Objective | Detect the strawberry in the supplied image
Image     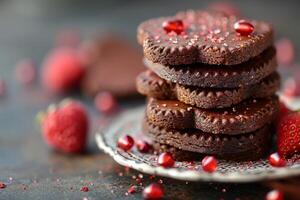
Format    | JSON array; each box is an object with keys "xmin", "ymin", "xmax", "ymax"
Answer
[
  {"xmin": 42, "ymin": 47, "xmax": 85, "ymax": 93},
  {"xmin": 277, "ymin": 111, "xmax": 300, "ymax": 158},
  {"xmin": 40, "ymin": 99, "xmax": 89, "ymax": 153}
]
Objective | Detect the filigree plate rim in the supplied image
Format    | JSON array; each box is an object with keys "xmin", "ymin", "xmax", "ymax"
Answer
[{"xmin": 95, "ymin": 104, "xmax": 300, "ymax": 183}]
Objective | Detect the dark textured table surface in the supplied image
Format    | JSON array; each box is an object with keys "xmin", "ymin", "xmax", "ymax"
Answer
[{"xmin": 0, "ymin": 0, "xmax": 299, "ymax": 199}]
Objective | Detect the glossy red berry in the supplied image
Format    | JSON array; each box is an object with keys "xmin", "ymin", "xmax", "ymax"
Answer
[
  {"xmin": 269, "ymin": 153, "xmax": 286, "ymax": 167},
  {"xmin": 94, "ymin": 92, "xmax": 118, "ymax": 114},
  {"xmin": 265, "ymin": 190, "xmax": 283, "ymax": 200},
  {"xmin": 127, "ymin": 185, "xmax": 137, "ymax": 194},
  {"xmin": 234, "ymin": 20, "xmax": 254, "ymax": 36},
  {"xmin": 162, "ymin": 20, "xmax": 184, "ymax": 34},
  {"xmin": 117, "ymin": 135, "xmax": 134, "ymax": 151},
  {"xmin": 15, "ymin": 59, "xmax": 36, "ymax": 86},
  {"xmin": 202, "ymin": 156, "xmax": 218, "ymax": 173},
  {"xmin": 278, "ymin": 111, "xmax": 300, "ymax": 158},
  {"xmin": 136, "ymin": 140, "xmax": 152, "ymax": 153},
  {"xmin": 158, "ymin": 152, "xmax": 175, "ymax": 168},
  {"xmin": 80, "ymin": 186, "xmax": 89, "ymax": 192},
  {"xmin": 143, "ymin": 183, "xmax": 164, "ymax": 200}
]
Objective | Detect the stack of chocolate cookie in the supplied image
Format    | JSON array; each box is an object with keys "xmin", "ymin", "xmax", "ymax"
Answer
[{"xmin": 136, "ymin": 10, "xmax": 280, "ymax": 161}]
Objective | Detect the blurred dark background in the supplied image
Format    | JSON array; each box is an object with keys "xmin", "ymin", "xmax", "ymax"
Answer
[{"xmin": 0, "ymin": 0, "xmax": 299, "ymax": 199}]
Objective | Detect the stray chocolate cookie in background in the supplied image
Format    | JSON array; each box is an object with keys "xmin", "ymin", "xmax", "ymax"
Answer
[{"xmin": 80, "ymin": 34, "xmax": 144, "ymax": 98}]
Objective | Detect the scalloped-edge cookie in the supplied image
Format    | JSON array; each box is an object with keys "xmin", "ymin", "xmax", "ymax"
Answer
[
  {"xmin": 144, "ymin": 121, "xmax": 272, "ymax": 161},
  {"xmin": 138, "ymin": 10, "xmax": 273, "ymax": 66},
  {"xmin": 137, "ymin": 70, "xmax": 280, "ymax": 109},
  {"xmin": 146, "ymin": 96, "xmax": 279, "ymax": 135},
  {"xmin": 144, "ymin": 47, "xmax": 277, "ymax": 88}
]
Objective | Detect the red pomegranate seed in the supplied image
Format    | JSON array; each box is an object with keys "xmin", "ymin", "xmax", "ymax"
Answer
[
  {"xmin": 136, "ymin": 140, "xmax": 152, "ymax": 153},
  {"xmin": 276, "ymin": 38, "xmax": 295, "ymax": 66},
  {"xmin": 162, "ymin": 20, "xmax": 184, "ymax": 34},
  {"xmin": 117, "ymin": 135, "xmax": 134, "ymax": 151},
  {"xmin": 0, "ymin": 80, "xmax": 6, "ymax": 97},
  {"xmin": 80, "ymin": 186, "xmax": 89, "ymax": 192},
  {"xmin": 127, "ymin": 185, "xmax": 137, "ymax": 194},
  {"xmin": 234, "ymin": 20, "xmax": 254, "ymax": 36},
  {"xmin": 265, "ymin": 190, "xmax": 284, "ymax": 200},
  {"xmin": 0, "ymin": 182, "xmax": 6, "ymax": 189},
  {"xmin": 15, "ymin": 59, "xmax": 36, "ymax": 86},
  {"xmin": 143, "ymin": 183, "xmax": 164, "ymax": 200},
  {"xmin": 157, "ymin": 152, "xmax": 175, "ymax": 168},
  {"xmin": 269, "ymin": 153, "xmax": 286, "ymax": 167},
  {"xmin": 202, "ymin": 156, "xmax": 218, "ymax": 173},
  {"xmin": 94, "ymin": 92, "xmax": 118, "ymax": 114}
]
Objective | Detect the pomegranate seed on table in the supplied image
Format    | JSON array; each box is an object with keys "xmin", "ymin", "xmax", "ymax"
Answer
[
  {"xmin": 143, "ymin": 183, "xmax": 164, "ymax": 200},
  {"xmin": 202, "ymin": 156, "xmax": 218, "ymax": 173},
  {"xmin": 265, "ymin": 190, "xmax": 284, "ymax": 200},
  {"xmin": 136, "ymin": 140, "xmax": 152, "ymax": 153},
  {"xmin": 268, "ymin": 153, "xmax": 286, "ymax": 167},
  {"xmin": 117, "ymin": 135, "xmax": 134, "ymax": 151},
  {"xmin": 15, "ymin": 59, "xmax": 36, "ymax": 86},
  {"xmin": 162, "ymin": 20, "xmax": 184, "ymax": 34},
  {"xmin": 276, "ymin": 38, "xmax": 295, "ymax": 66},
  {"xmin": 94, "ymin": 91, "xmax": 118, "ymax": 114},
  {"xmin": 234, "ymin": 20, "xmax": 254, "ymax": 36},
  {"xmin": 127, "ymin": 185, "xmax": 137, "ymax": 194},
  {"xmin": 157, "ymin": 152, "xmax": 175, "ymax": 168},
  {"xmin": 0, "ymin": 182, "xmax": 6, "ymax": 189}
]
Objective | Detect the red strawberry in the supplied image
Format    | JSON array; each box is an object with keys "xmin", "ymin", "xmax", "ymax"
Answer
[
  {"xmin": 42, "ymin": 47, "xmax": 85, "ymax": 93},
  {"xmin": 40, "ymin": 99, "xmax": 89, "ymax": 153},
  {"xmin": 277, "ymin": 111, "xmax": 300, "ymax": 158}
]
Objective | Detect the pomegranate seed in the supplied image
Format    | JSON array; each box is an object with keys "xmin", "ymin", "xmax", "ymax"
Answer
[
  {"xmin": 143, "ymin": 183, "xmax": 164, "ymax": 200},
  {"xmin": 94, "ymin": 92, "xmax": 118, "ymax": 114},
  {"xmin": 0, "ymin": 80, "xmax": 6, "ymax": 97},
  {"xmin": 136, "ymin": 140, "xmax": 152, "ymax": 153},
  {"xmin": 234, "ymin": 20, "xmax": 254, "ymax": 36},
  {"xmin": 283, "ymin": 77, "xmax": 300, "ymax": 98},
  {"xmin": 202, "ymin": 156, "xmax": 218, "ymax": 173},
  {"xmin": 162, "ymin": 20, "xmax": 184, "ymax": 34},
  {"xmin": 15, "ymin": 59, "xmax": 36, "ymax": 86},
  {"xmin": 269, "ymin": 153, "xmax": 286, "ymax": 167},
  {"xmin": 276, "ymin": 38, "xmax": 295, "ymax": 66},
  {"xmin": 158, "ymin": 152, "xmax": 175, "ymax": 168},
  {"xmin": 265, "ymin": 190, "xmax": 284, "ymax": 200},
  {"xmin": 0, "ymin": 182, "xmax": 6, "ymax": 189},
  {"xmin": 117, "ymin": 135, "xmax": 134, "ymax": 151},
  {"xmin": 127, "ymin": 185, "xmax": 137, "ymax": 194},
  {"xmin": 80, "ymin": 186, "xmax": 89, "ymax": 192}
]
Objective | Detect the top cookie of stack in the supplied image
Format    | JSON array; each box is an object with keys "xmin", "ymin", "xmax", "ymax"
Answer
[
  {"xmin": 138, "ymin": 10, "xmax": 273, "ymax": 66},
  {"xmin": 136, "ymin": 10, "xmax": 279, "ymax": 161}
]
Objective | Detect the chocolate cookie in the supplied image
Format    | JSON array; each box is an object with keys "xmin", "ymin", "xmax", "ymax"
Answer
[
  {"xmin": 152, "ymin": 142, "xmax": 267, "ymax": 161},
  {"xmin": 144, "ymin": 121, "xmax": 272, "ymax": 161},
  {"xmin": 146, "ymin": 96, "xmax": 279, "ymax": 135},
  {"xmin": 80, "ymin": 34, "xmax": 144, "ymax": 97},
  {"xmin": 144, "ymin": 47, "xmax": 277, "ymax": 88},
  {"xmin": 137, "ymin": 70, "xmax": 280, "ymax": 108},
  {"xmin": 138, "ymin": 10, "xmax": 273, "ymax": 66}
]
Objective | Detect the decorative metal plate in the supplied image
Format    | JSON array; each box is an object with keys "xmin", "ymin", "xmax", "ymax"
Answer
[{"xmin": 96, "ymin": 104, "xmax": 300, "ymax": 183}]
